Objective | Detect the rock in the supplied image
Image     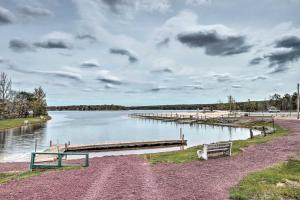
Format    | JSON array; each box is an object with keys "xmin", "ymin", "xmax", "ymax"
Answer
[{"xmin": 276, "ymin": 182, "xmax": 285, "ymax": 187}]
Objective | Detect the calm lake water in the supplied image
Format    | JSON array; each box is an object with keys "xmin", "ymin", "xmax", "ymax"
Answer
[{"xmin": 0, "ymin": 111, "xmax": 260, "ymax": 162}]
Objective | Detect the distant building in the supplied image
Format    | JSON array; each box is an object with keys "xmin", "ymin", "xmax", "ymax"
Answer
[
  {"xmin": 202, "ymin": 106, "xmax": 212, "ymax": 112},
  {"xmin": 268, "ymin": 106, "xmax": 280, "ymax": 113}
]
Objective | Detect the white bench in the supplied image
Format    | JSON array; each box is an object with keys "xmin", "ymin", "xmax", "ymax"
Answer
[{"xmin": 197, "ymin": 142, "xmax": 232, "ymax": 160}]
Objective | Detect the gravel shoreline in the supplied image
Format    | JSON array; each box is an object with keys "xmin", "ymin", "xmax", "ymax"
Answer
[{"xmin": 0, "ymin": 119, "xmax": 299, "ymax": 200}]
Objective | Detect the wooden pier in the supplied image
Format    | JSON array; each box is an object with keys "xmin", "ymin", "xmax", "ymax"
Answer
[
  {"xmin": 129, "ymin": 112, "xmax": 215, "ymax": 124},
  {"xmin": 65, "ymin": 139, "xmax": 187, "ymax": 152},
  {"xmin": 36, "ymin": 138, "xmax": 187, "ymax": 162}
]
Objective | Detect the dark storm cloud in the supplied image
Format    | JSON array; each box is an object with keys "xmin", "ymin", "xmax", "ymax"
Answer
[
  {"xmin": 9, "ymin": 65, "xmax": 82, "ymax": 82},
  {"xmin": 249, "ymin": 57, "xmax": 263, "ymax": 65},
  {"xmin": 34, "ymin": 40, "xmax": 72, "ymax": 49},
  {"xmin": 156, "ymin": 37, "xmax": 170, "ymax": 48},
  {"xmin": 96, "ymin": 78, "xmax": 122, "ymax": 85},
  {"xmin": 249, "ymin": 36, "xmax": 300, "ymax": 74},
  {"xmin": 19, "ymin": 5, "xmax": 54, "ymax": 17},
  {"xmin": 81, "ymin": 63, "xmax": 99, "ymax": 68},
  {"xmin": 150, "ymin": 87, "xmax": 162, "ymax": 92},
  {"xmin": 268, "ymin": 36, "xmax": 300, "ymax": 68},
  {"xmin": 231, "ymin": 85, "xmax": 242, "ymax": 89},
  {"xmin": 149, "ymin": 84, "xmax": 205, "ymax": 93},
  {"xmin": 183, "ymin": 85, "xmax": 204, "ymax": 90},
  {"xmin": 80, "ymin": 60, "xmax": 100, "ymax": 68},
  {"xmin": 76, "ymin": 34, "xmax": 97, "ymax": 41},
  {"xmin": 102, "ymin": 0, "xmax": 131, "ymax": 14},
  {"xmin": 269, "ymin": 65, "xmax": 289, "ymax": 74},
  {"xmin": 0, "ymin": 6, "xmax": 15, "ymax": 25},
  {"xmin": 110, "ymin": 48, "xmax": 138, "ymax": 63},
  {"xmin": 177, "ymin": 31, "xmax": 251, "ymax": 56},
  {"xmin": 151, "ymin": 68, "xmax": 173, "ymax": 74},
  {"xmin": 250, "ymin": 75, "xmax": 268, "ymax": 81},
  {"xmin": 58, "ymin": 52, "xmax": 72, "ymax": 57},
  {"xmin": 275, "ymin": 36, "xmax": 300, "ymax": 48},
  {"xmin": 9, "ymin": 39, "xmax": 34, "ymax": 52},
  {"xmin": 212, "ymin": 74, "xmax": 234, "ymax": 82}
]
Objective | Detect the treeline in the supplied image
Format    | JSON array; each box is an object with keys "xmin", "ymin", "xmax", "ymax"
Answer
[
  {"xmin": 128, "ymin": 104, "xmax": 215, "ymax": 110},
  {"xmin": 0, "ymin": 72, "xmax": 48, "ymax": 119},
  {"xmin": 219, "ymin": 93, "xmax": 299, "ymax": 112},
  {"xmin": 48, "ymin": 104, "xmax": 127, "ymax": 111},
  {"xmin": 131, "ymin": 93, "xmax": 298, "ymax": 112},
  {"xmin": 47, "ymin": 93, "xmax": 298, "ymax": 112}
]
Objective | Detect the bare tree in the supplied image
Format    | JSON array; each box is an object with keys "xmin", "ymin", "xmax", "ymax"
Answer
[
  {"xmin": 0, "ymin": 72, "xmax": 12, "ymax": 103},
  {"xmin": 228, "ymin": 95, "xmax": 235, "ymax": 112}
]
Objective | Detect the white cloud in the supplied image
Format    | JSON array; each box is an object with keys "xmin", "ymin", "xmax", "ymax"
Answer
[
  {"xmin": 81, "ymin": 59, "xmax": 101, "ymax": 68},
  {"xmin": 96, "ymin": 70, "xmax": 122, "ymax": 85}
]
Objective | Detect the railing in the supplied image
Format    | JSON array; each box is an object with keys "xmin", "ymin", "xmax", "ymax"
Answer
[{"xmin": 30, "ymin": 152, "xmax": 89, "ymax": 170}]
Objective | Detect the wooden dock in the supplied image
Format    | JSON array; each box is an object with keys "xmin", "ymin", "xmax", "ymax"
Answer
[
  {"xmin": 65, "ymin": 139, "xmax": 187, "ymax": 152},
  {"xmin": 35, "ymin": 139, "xmax": 187, "ymax": 162}
]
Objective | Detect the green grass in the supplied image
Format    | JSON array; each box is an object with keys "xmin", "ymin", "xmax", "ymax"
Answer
[
  {"xmin": 0, "ymin": 117, "xmax": 48, "ymax": 130},
  {"xmin": 232, "ymin": 121, "xmax": 289, "ymax": 155},
  {"xmin": 0, "ymin": 166, "xmax": 80, "ymax": 185},
  {"xmin": 145, "ymin": 121, "xmax": 289, "ymax": 164},
  {"xmin": 145, "ymin": 145, "xmax": 203, "ymax": 164},
  {"xmin": 230, "ymin": 159, "xmax": 300, "ymax": 200}
]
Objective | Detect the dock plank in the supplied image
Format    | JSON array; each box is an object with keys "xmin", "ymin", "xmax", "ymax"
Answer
[{"xmin": 66, "ymin": 140, "xmax": 187, "ymax": 152}]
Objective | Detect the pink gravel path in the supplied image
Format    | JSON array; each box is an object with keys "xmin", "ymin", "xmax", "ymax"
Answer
[{"xmin": 0, "ymin": 119, "xmax": 299, "ymax": 200}]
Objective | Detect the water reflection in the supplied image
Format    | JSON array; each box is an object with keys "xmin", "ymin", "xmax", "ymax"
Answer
[{"xmin": 0, "ymin": 124, "xmax": 46, "ymax": 162}]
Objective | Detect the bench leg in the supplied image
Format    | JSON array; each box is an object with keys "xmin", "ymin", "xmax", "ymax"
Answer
[{"xmin": 197, "ymin": 150, "xmax": 208, "ymax": 160}]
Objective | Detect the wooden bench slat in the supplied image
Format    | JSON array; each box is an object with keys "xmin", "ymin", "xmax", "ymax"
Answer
[
  {"xmin": 207, "ymin": 148, "xmax": 230, "ymax": 153},
  {"xmin": 207, "ymin": 145, "xmax": 230, "ymax": 149}
]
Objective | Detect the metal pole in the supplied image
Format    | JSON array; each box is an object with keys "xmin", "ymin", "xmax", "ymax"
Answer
[
  {"xmin": 34, "ymin": 139, "xmax": 37, "ymax": 152},
  {"xmin": 180, "ymin": 128, "xmax": 183, "ymax": 140},
  {"xmin": 297, "ymin": 83, "xmax": 299, "ymax": 120}
]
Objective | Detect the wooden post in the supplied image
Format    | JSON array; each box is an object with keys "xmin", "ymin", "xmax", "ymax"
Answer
[
  {"xmin": 262, "ymin": 126, "xmax": 266, "ymax": 137},
  {"xmin": 250, "ymin": 128, "xmax": 253, "ymax": 139},
  {"xmin": 57, "ymin": 154, "xmax": 62, "ymax": 167},
  {"xmin": 85, "ymin": 154, "xmax": 89, "ymax": 167},
  {"xmin": 34, "ymin": 139, "xmax": 37, "ymax": 152},
  {"xmin": 180, "ymin": 128, "xmax": 183, "ymax": 140},
  {"xmin": 272, "ymin": 117, "xmax": 275, "ymax": 133}
]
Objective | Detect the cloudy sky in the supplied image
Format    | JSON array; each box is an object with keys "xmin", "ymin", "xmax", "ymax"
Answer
[{"xmin": 0, "ymin": 0, "xmax": 300, "ymax": 106}]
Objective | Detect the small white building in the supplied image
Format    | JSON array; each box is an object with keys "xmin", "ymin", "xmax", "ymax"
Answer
[{"xmin": 268, "ymin": 106, "xmax": 280, "ymax": 113}]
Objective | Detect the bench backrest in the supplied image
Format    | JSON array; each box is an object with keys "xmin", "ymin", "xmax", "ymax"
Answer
[{"xmin": 206, "ymin": 142, "xmax": 231, "ymax": 151}]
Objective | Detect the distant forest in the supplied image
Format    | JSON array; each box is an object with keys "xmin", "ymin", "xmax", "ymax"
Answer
[{"xmin": 48, "ymin": 92, "xmax": 299, "ymax": 112}]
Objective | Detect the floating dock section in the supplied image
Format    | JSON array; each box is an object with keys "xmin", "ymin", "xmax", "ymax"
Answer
[{"xmin": 65, "ymin": 139, "xmax": 187, "ymax": 152}]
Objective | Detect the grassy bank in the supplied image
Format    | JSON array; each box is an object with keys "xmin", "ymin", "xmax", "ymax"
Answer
[
  {"xmin": 0, "ymin": 117, "xmax": 49, "ymax": 131},
  {"xmin": 230, "ymin": 159, "xmax": 300, "ymax": 200},
  {"xmin": 0, "ymin": 166, "xmax": 80, "ymax": 185},
  {"xmin": 145, "ymin": 121, "xmax": 289, "ymax": 164}
]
